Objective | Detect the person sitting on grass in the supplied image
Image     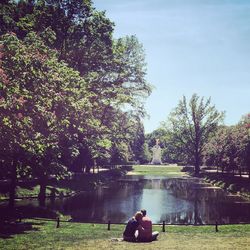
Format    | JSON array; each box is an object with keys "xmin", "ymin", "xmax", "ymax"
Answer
[
  {"xmin": 123, "ymin": 211, "xmax": 144, "ymax": 242},
  {"xmin": 137, "ymin": 209, "xmax": 159, "ymax": 242}
]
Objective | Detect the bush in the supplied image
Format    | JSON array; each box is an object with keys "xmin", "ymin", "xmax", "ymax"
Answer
[
  {"xmin": 228, "ymin": 184, "xmax": 240, "ymax": 193},
  {"xmin": 181, "ymin": 166, "xmax": 194, "ymax": 172},
  {"xmin": 121, "ymin": 165, "xmax": 133, "ymax": 171},
  {"xmin": 217, "ymin": 181, "xmax": 227, "ymax": 189},
  {"xmin": 210, "ymin": 179, "xmax": 218, "ymax": 185},
  {"xmin": 107, "ymin": 169, "xmax": 125, "ymax": 178}
]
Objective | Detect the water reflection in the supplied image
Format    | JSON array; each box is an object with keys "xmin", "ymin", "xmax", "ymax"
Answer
[
  {"xmin": 1, "ymin": 176, "xmax": 250, "ymax": 224},
  {"xmin": 61, "ymin": 176, "xmax": 250, "ymax": 224}
]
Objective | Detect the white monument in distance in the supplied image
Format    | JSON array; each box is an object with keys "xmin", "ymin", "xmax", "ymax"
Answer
[{"xmin": 151, "ymin": 139, "xmax": 162, "ymax": 165}]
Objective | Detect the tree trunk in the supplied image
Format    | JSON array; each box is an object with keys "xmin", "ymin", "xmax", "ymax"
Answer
[
  {"xmin": 9, "ymin": 160, "xmax": 17, "ymax": 208},
  {"xmin": 38, "ymin": 177, "xmax": 47, "ymax": 207},
  {"xmin": 85, "ymin": 164, "xmax": 91, "ymax": 174},
  {"xmin": 194, "ymin": 151, "xmax": 200, "ymax": 176}
]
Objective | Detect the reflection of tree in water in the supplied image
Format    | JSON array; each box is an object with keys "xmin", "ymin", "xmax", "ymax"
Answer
[
  {"xmin": 160, "ymin": 210, "xmax": 194, "ymax": 224},
  {"xmin": 165, "ymin": 177, "xmax": 250, "ymax": 224},
  {"xmin": 10, "ymin": 177, "xmax": 250, "ymax": 224},
  {"xmin": 168, "ymin": 178, "xmax": 225, "ymax": 224},
  {"xmin": 63, "ymin": 182, "xmax": 144, "ymax": 223}
]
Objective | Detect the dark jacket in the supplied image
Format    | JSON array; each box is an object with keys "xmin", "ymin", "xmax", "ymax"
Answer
[{"xmin": 123, "ymin": 217, "xmax": 139, "ymax": 237}]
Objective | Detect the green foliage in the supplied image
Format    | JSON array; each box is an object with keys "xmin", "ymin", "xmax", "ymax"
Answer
[
  {"xmin": 0, "ymin": 0, "xmax": 152, "ymax": 206},
  {"xmin": 161, "ymin": 94, "xmax": 224, "ymax": 174},
  {"xmin": 228, "ymin": 184, "xmax": 240, "ymax": 193},
  {"xmin": 204, "ymin": 120, "xmax": 250, "ymax": 176}
]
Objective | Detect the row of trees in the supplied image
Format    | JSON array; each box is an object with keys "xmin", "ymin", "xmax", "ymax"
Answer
[
  {"xmin": 204, "ymin": 117, "xmax": 250, "ymax": 176},
  {"xmin": 0, "ymin": 0, "xmax": 152, "ymax": 206},
  {"xmin": 146, "ymin": 94, "xmax": 250, "ymax": 178}
]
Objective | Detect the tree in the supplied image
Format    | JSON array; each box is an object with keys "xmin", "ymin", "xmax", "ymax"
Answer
[
  {"xmin": 240, "ymin": 114, "xmax": 250, "ymax": 179},
  {"xmin": 0, "ymin": 32, "xmax": 93, "ymax": 206},
  {"xmin": 204, "ymin": 114, "xmax": 250, "ymax": 179},
  {"xmin": 203, "ymin": 126, "xmax": 231, "ymax": 173},
  {"xmin": 0, "ymin": 0, "xmax": 152, "ymax": 208},
  {"xmin": 164, "ymin": 94, "xmax": 224, "ymax": 175}
]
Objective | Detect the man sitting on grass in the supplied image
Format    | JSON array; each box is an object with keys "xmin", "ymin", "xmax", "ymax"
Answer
[{"xmin": 138, "ymin": 209, "xmax": 159, "ymax": 242}]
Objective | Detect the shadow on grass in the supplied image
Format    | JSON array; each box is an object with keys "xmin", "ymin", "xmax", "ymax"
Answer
[
  {"xmin": 0, "ymin": 204, "xmax": 58, "ymax": 239},
  {"xmin": 0, "ymin": 221, "xmax": 44, "ymax": 239}
]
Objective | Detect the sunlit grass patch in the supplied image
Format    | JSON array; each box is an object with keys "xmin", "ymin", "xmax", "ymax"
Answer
[
  {"xmin": 1, "ymin": 220, "xmax": 250, "ymax": 250},
  {"xmin": 128, "ymin": 165, "xmax": 186, "ymax": 177}
]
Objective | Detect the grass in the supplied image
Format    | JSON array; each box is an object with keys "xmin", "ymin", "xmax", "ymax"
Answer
[
  {"xmin": 129, "ymin": 165, "xmax": 186, "ymax": 177},
  {"xmin": 0, "ymin": 185, "xmax": 71, "ymax": 201},
  {"xmin": 0, "ymin": 169, "xmax": 126, "ymax": 201},
  {"xmin": 1, "ymin": 167, "xmax": 250, "ymax": 249},
  {"xmin": 1, "ymin": 219, "xmax": 250, "ymax": 250}
]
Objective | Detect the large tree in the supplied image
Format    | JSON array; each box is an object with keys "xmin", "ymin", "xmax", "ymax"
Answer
[
  {"xmin": 164, "ymin": 94, "xmax": 224, "ymax": 175},
  {"xmin": 0, "ymin": 32, "xmax": 93, "ymax": 206},
  {"xmin": 204, "ymin": 114, "xmax": 250, "ymax": 179},
  {"xmin": 0, "ymin": 0, "xmax": 152, "ymax": 208}
]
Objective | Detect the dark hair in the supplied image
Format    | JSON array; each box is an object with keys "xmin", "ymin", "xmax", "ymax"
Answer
[
  {"xmin": 134, "ymin": 211, "xmax": 143, "ymax": 221},
  {"xmin": 141, "ymin": 209, "xmax": 146, "ymax": 216}
]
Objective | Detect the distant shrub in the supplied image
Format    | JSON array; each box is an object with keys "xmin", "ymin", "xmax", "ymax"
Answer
[
  {"xmin": 228, "ymin": 184, "xmax": 240, "ymax": 192},
  {"xmin": 205, "ymin": 177, "xmax": 212, "ymax": 182},
  {"xmin": 181, "ymin": 166, "xmax": 194, "ymax": 172},
  {"xmin": 108, "ymin": 169, "xmax": 124, "ymax": 178},
  {"xmin": 121, "ymin": 165, "xmax": 133, "ymax": 171},
  {"xmin": 211, "ymin": 180, "xmax": 217, "ymax": 185},
  {"xmin": 177, "ymin": 162, "xmax": 187, "ymax": 166},
  {"xmin": 217, "ymin": 181, "xmax": 227, "ymax": 189}
]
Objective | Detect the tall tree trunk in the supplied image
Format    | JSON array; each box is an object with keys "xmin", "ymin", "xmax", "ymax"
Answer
[
  {"xmin": 85, "ymin": 164, "xmax": 91, "ymax": 174},
  {"xmin": 38, "ymin": 176, "xmax": 47, "ymax": 207},
  {"xmin": 194, "ymin": 151, "xmax": 200, "ymax": 176},
  {"xmin": 9, "ymin": 160, "xmax": 17, "ymax": 208}
]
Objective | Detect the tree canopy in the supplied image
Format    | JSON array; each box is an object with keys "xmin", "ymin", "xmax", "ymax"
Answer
[
  {"xmin": 0, "ymin": 0, "xmax": 152, "ymax": 206},
  {"xmin": 161, "ymin": 94, "xmax": 224, "ymax": 175}
]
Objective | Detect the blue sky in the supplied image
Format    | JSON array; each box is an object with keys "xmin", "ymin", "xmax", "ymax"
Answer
[{"xmin": 93, "ymin": 0, "xmax": 250, "ymax": 133}]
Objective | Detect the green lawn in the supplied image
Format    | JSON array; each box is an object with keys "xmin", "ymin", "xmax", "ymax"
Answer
[
  {"xmin": 1, "ymin": 220, "xmax": 250, "ymax": 250},
  {"xmin": 0, "ymin": 169, "xmax": 124, "ymax": 201},
  {"xmin": 129, "ymin": 165, "xmax": 186, "ymax": 177},
  {"xmin": 2, "ymin": 167, "xmax": 250, "ymax": 249}
]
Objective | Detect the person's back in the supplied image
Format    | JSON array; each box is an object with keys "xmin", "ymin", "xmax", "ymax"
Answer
[
  {"xmin": 138, "ymin": 209, "xmax": 159, "ymax": 242},
  {"xmin": 138, "ymin": 216, "xmax": 152, "ymax": 241}
]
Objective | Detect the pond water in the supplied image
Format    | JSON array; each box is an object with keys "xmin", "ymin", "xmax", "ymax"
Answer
[{"xmin": 2, "ymin": 175, "xmax": 250, "ymax": 224}]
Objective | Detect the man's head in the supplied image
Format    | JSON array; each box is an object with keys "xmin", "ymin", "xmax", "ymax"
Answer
[
  {"xmin": 141, "ymin": 209, "xmax": 147, "ymax": 217},
  {"xmin": 134, "ymin": 211, "xmax": 143, "ymax": 222}
]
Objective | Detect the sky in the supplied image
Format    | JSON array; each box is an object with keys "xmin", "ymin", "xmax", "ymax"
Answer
[{"xmin": 93, "ymin": 0, "xmax": 250, "ymax": 133}]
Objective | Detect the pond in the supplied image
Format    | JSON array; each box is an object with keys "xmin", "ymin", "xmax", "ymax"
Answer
[{"xmin": 1, "ymin": 175, "xmax": 250, "ymax": 224}]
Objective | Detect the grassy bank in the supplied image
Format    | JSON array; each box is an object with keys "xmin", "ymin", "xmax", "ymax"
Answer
[
  {"xmin": 0, "ymin": 165, "xmax": 184, "ymax": 201},
  {"xmin": 128, "ymin": 165, "xmax": 186, "ymax": 177},
  {"xmin": 1, "ymin": 219, "xmax": 250, "ymax": 250},
  {"xmin": 0, "ymin": 169, "xmax": 126, "ymax": 201},
  {"xmin": 201, "ymin": 172, "xmax": 250, "ymax": 200}
]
